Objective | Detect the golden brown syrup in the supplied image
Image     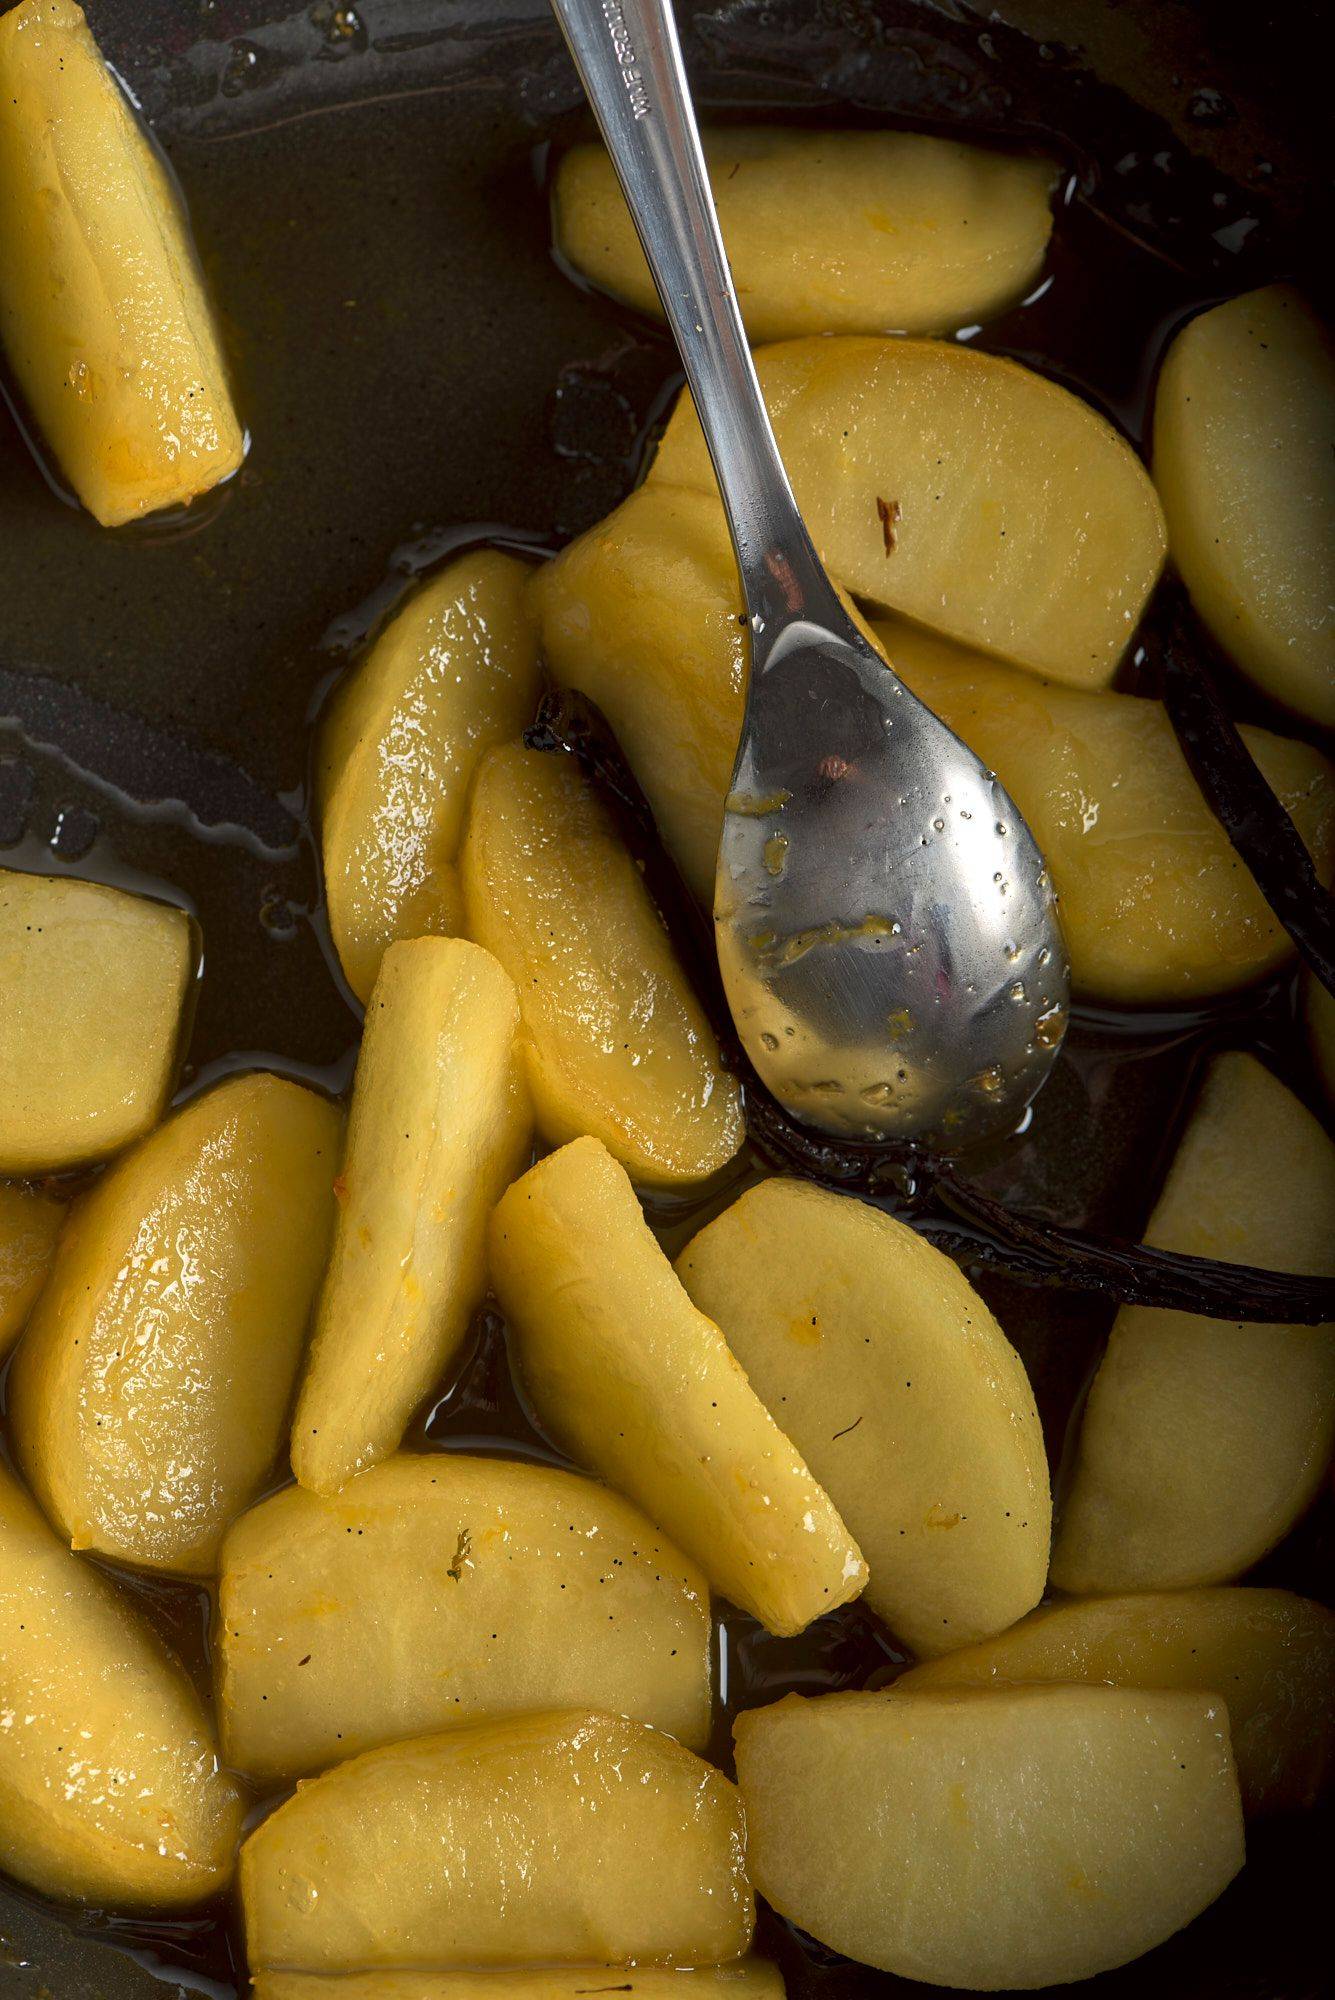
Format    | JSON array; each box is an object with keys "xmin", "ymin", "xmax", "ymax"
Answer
[{"xmin": 0, "ymin": 10, "xmax": 1329, "ymax": 1997}]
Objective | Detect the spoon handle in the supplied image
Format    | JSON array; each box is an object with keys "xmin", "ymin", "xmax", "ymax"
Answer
[{"xmin": 549, "ymin": 0, "xmax": 836, "ymax": 635}]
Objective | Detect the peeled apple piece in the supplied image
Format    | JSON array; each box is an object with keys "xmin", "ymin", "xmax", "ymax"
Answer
[
  {"xmin": 556, "ymin": 128, "xmax": 1056, "ymax": 341},
  {"xmin": 461, "ymin": 742, "xmax": 742, "ymax": 1187},
  {"xmin": 0, "ymin": 1181, "xmax": 63, "ymax": 1357},
  {"xmin": 897, "ymin": 1586, "xmax": 1335, "ymax": 1815},
  {"xmin": 320, "ymin": 550, "xmax": 542, "ymax": 1003},
  {"xmin": 0, "ymin": 1460, "xmax": 244, "ymax": 1907},
  {"xmin": 292, "ymin": 938, "xmax": 529, "ymax": 1496},
  {"xmin": 1154, "ymin": 285, "xmax": 1335, "ymax": 727},
  {"xmin": 490, "ymin": 1138, "xmax": 867, "ymax": 1636},
  {"xmin": 649, "ymin": 335, "xmax": 1166, "ymax": 686},
  {"xmin": 535, "ymin": 484, "xmax": 746, "ymax": 908},
  {"xmin": 0, "ymin": 0, "xmax": 244, "ymax": 524},
  {"xmin": 874, "ymin": 616, "xmax": 1335, "ymax": 1001},
  {"xmin": 240, "ymin": 1709, "xmax": 754, "ymax": 1974},
  {"xmin": 9, "ymin": 1072, "xmax": 341, "ymax": 1575},
  {"xmin": 250, "ymin": 1967, "xmax": 784, "ymax": 1999},
  {"xmin": 218, "ymin": 1452, "xmax": 712, "ymax": 1780},
  {"xmin": 1052, "ymin": 1052, "xmax": 1335, "ymax": 1594},
  {"xmin": 676, "ymin": 1178, "xmax": 1049, "ymax": 1656},
  {"xmin": 0, "ymin": 867, "xmax": 191, "ymax": 1174},
  {"xmin": 734, "ymin": 1685, "xmax": 1244, "ymax": 1990}
]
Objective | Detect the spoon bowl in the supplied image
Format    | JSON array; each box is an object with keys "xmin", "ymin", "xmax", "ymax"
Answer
[{"xmin": 719, "ymin": 605, "xmax": 1068, "ymax": 1146}]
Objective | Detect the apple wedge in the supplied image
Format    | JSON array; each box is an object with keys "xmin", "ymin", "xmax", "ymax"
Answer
[
  {"xmin": 649, "ymin": 335, "xmax": 1165, "ymax": 686},
  {"xmin": 320, "ymin": 550, "xmax": 542, "ymax": 1003},
  {"xmin": 490, "ymin": 1138, "xmax": 867, "ymax": 1636},
  {"xmin": 241, "ymin": 1710, "xmax": 753, "ymax": 1974},
  {"xmin": 874, "ymin": 616, "xmax": 1334, "ymax": 1001},
  {"xmin": 0, "ymin": 1459, "xmax": 244, "ymax": 1906},
  {"xmin": 0, "ymin": 0, "xmax": 243, "ymax": 524},
  {"xmin": 292, "ymin": 938, "xmax": 529, "ymax": 1496},
  {"xmin": 1053, "ymin": 1052, "xmax": 1335, "ymax": 1593},
  {"xmin": 9, "ymin": 1071, "xmax": 340, "ymax": 1575},
  {"xmin": 896, "ymin": 1586, "xmax": 1334, "ymax": 1815},
  {"xmin": 676, "ymin": 1178, "xmax": 1048, "ymax": 1655},
  {"xmin": 0, "ymin": 867, "xmax": 192, "ymax": 1173},
  {"xmin": 557, "ymin": 128, "xmax": 1055, "ymax": 340},
  {"xmin": 1154, "ymin": 285, "xmax": 1334, "ymax": 727},
  {"xmin": 461, "ymin": 742, "xmax": 742, "ymax": 1187},
  {"xmin": 0, "ymin": 1181, "xmax": 63, "ymax": 1356},
  {"xmin": 734, "ymin": 1685, "xmax": 1244, "ymax": 1989},
  {"xmin": 252, "ymin": 1970, "xmax": 782, "ymax": 1999},
  {"xmin": 218, "ymin": 1452, "xmax": 712, "ymax": 1780}
]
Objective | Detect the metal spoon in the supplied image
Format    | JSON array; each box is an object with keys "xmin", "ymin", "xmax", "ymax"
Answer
[{"xmin": 550, "ymin": 0, "xmax": 1069, "ymax": 1148}]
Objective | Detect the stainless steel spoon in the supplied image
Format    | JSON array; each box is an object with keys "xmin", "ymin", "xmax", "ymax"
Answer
[{"xmin": 550, "ymin": 0, "xmax": 1070, "ymax": 1148}]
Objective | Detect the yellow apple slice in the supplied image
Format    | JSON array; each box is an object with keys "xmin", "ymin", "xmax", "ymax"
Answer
[
  {"xmin": 251, "ymin": 1968, "xmax": 783, "ymax": 1999},
  {"xmin": 0, "ymin": 0, "xmax": 243, "ymax": 524},
  {"xmin": 0, "ymin": 1459, "xmax": 244, "ymax": 1906},
  {"xmin": 898, "ymin": 1586, "xmax": 1335, "ymax": 1815},
  {"xmin": 9, "ymin": 1071, "xmax": 340, "ymax": 1575},
  {"xmin": 1052, "ymin": 1052, "xmax": 1335, "ymax": 1593},
  {"xmin": 460, "ymin": 742, "xmax": 742, "ymax": 1187},
  {"xmin": 490, "ymin": 1138, "xmax": 867, "ymax": 1636},
  {"xmin": 218, "ymin": 1452, "xmax": 712, "ymax": 1780},
  {"xmin": 291, "ymin": 938, "xmax": 529, "ymax": 1497},
  {"xmin": 735, "ymin": 1685, "xmax": 1243, "ymax": 1989},
  {"xmin": 1154, "ymin": 285, "xmax": 1335, "ymax": 727},
  {"xmin": 252, "ymin": 1968, "xmax": 782, "ymax": 1999},
  {"xmin": 676, "ymin": 1178, "xmax": 1048, "ymax": 1656},
  {"xmin": 241, "ymin": 1710, "xmax": 753, "ymax": 1974},
  {"xmin": 0, "ymin": 1181, "xmax": 63, "ymax": 1356},
  {"xmin": 535, "ymin": 484, "xmax": 745, "ymax": 908},
  {"xmin": 320, "ymin": 550, "xmax": 542, "ymax": 1003},
  {"xmin": 875, "ymin": 616, "xmax": 1335, "ymax": 1001},
  {"xmin": 649, "ymin": 335, "xmax": 1165, "ymax": 686},
  {"xmin": 557, "ymin": 128, "xmax": 1056, "ymax": 341},
  {"xmin": 0, "ymin": 867, "xmax": 192, "ymax": 1173}
]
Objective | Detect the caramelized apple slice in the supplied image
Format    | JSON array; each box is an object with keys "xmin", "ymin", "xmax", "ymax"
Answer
[
  {"xmin": 0, "ymin": 867, "xmax": 191, "ymax": 1173},
  {"xmin": 0, "ymin": 1181, "xmax": 62, "ymax": 1356},
  {"xmin": 219, "ymin": 1452, "xmax": 712, "ymax": 1780},
  {"xmin": 649, "ymin": 336, "xmax": 1165, "ymax": 685},
  {"xmin": 0, "ymin": 0, "xmax": 243, "ymax": 523},
  {"xmin": 875, "ymin": 616, "xmax": 1334, "ymax": 1001},
  {"xmin": 292, "ymin": 938, "xmax": 529, "ymax": 1496},
  {"xmin": 735, "ymin": 1686, "xmax": 1243, "ymax": 1989},
  {"xmin": 241, "ymin": 1710, "xmax": 754, "ymax": 1973},
  {"xmin": 898, "ymin": 1586, "xmax": 1335, "ymax": 1815},
  {"xmin": 0, "ymin": 1460, "xmax": 244, "ymax": 1905},
  {"xmin": 1052, "ymin": 1052, "xmax": 1335, "ymax": 1593},
  {"xmin": 461, "ymin": 742, "xmax": 742, "ymax": 1187},
  {"xmin": 251, "ymin": 1969, "xmax": 784, "ymax": 1999},
  {"xmin": 9, "ymin": 1072, "xmax": 340, "ymax": 1574},
  {"xmin": 557, "ymin": 128, "xmax": 1055, "ymax": 340},
  {"xmin": 677, "ymin": 1178, "xmax": 1049, "ymax": 1656},
  {"xmin": 490, "ymin": 1138, "xmax": 867, "ymax": 1636},
  {"xmin": 1154, "ymin": 285, "xmax": 1335, "ymax": 727},
  {"xmin": 320, "ymin": 551, "xmax": 542, "ymax": 1003}
]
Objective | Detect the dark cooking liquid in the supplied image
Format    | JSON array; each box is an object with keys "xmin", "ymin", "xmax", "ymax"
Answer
[{"xmin": 0, "ymin": 12, "xmax": 1330, "ymax": 1998}]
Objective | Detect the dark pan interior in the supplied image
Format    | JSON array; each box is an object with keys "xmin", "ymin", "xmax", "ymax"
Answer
[{"xmin": 0, "ymin": 3, "xmax": 1329, "ymax": 1996}]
